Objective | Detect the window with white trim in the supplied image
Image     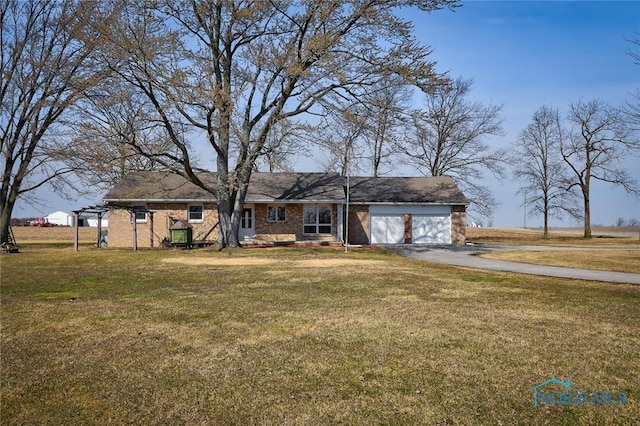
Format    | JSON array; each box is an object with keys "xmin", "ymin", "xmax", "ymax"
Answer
[
  {"xmin": 241, "ymin": 208, "xmax": 253, "ymax": 228},
  {"xmin": 188, "ymin": 205, "xmax": 204, "ymax": 223},
  {"xmin": 132, "ymin": 205, "xmax": 147, "ymax": 223},
  {"xmin": 267, "ymin": 205, "xmax": 286, "ymax": 223},
  {"xmin": 303, "ymin": 205, "xmax": 332, "ymax": 234}
]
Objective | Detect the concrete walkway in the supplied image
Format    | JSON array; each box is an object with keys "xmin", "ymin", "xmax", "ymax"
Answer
[{"xmin": 387, "ymin": 244, "xmax": 640, "ymax": 285}]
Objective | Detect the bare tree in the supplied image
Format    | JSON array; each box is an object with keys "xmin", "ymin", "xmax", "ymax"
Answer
[
  {"xmin": 627, "ymin": 29, "xmax": 640, "ymax": 65},
  {"xmin": 562, "ymin": 99, "xmax": 640, "ymax": 238},
  {"xmin": 252, "ymin": 119, "xmax": 309, "ymax": 173},
  {"xmin": 400, "ymin": 77, "xmax": 507, "ymax": 218},
  {"xmin": 314, "ymin": 106, "xmax": 368, "ymax": 176},
  {"xmin": 314, "ymin": 77, "xmax": 410, "ymax": 177},
  {"xmin": 0, "ymin": 0, "xmax": 115, "ymax": 243},
  {"xmin": 625, "ymin": 89, "xmax": 640, "ymax": 132},
  {"xmin": 57, "ymin": 81, "xmax": 181, "ymax": 192},
  {"xmin": 361, "ymin": 77, "xmax": 412, "ymax": 176},
  {"xmin": 624, "ymin": 32, "xmax": 639, "ymax": 135},
  {"xmin": 99, "ymin": 0, "xmax": 457, "ymax": 247},
  {"xmin": 511, "ymin": 106, "xmax": 580, "ymax": 238}
]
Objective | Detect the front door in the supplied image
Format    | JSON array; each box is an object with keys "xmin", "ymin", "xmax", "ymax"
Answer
[{"xmin": 239, "ymin": 206, "xmax": 255, "ymax": 241}]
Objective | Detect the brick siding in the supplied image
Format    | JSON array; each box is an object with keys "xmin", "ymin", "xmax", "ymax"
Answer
[
  {"xmin": 107, "ymin": 203, "xmax": 219, "ymax": 248},
  {"xmin": 254, "ymin": 204, "xmax": 338, "ymax": 242},
  {"xmin": 346, "ymin": 204, "xmax": 370, "ymax": 245},
  {"xmin": 451, "ymin": 205, "xmax": 466, "ymax": 245},
  {"xmin": 107, "ymin": 202, "xmax": 465, "ymax": 247}
]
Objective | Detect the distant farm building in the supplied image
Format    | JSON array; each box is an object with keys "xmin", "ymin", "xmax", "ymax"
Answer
[{"xmin": 45, "ymin": 211, "xmax": 75, "ymax": 226}]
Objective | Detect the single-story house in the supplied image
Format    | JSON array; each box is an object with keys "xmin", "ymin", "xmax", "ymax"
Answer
[{"xmin": 102, "ymin": 171, "xmax": 469, "ymax": 248}]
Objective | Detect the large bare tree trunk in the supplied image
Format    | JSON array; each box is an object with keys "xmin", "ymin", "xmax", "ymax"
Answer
[
  {"xmin": 582, "ymin": 186, "xmax": 592, "ymax": 239},
  {"xmin": 543, "ymin": 197, "xmax": 549, "ymax": 239},
  {"xmin": 0, "ymin": 199, "xmax": 16, "ymax": 244},
  {"xmin": 0, "ymin": 162, "xmax": 20, "ymax": 243},
  {"xmin": 217, "ymin": 200, "xmax": 240, "ymax": 248}
]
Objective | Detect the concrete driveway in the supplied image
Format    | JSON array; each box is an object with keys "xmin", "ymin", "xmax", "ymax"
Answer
[{"xmin": 386, "ymin": 244, "xmax": 640, "ymax": 285}]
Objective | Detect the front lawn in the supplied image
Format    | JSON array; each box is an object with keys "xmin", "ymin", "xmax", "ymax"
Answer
[{"xmin": 1, "ymin": 246, "xmax": 638, "ymax": 425}]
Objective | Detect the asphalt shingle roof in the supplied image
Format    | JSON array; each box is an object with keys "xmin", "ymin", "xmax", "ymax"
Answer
[
  {"xmin": 103, "ymin": 171, "xmax": 216, "ymax": 201},
  {"xmin": 103, "ymin": 171, "xmax": 469, "ymax": 205},
  {"xmin": 247, "ymin": 172, "xmax": 345, "ymax": 202},
  {"xmin": 347, "ymin": 176, "xmax": 468, "ymax": 204}
]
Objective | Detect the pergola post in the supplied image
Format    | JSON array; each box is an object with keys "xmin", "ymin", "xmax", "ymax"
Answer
[
  {"xmin": 97, "ymin": 212, "xmax": 103, "ymax": 248},
  {"xmin": 131, "ymin": 211, "xmax": 138, "ymax": 251},
  {"xmin": 149, "ymin": 211, "xmax": 154, "ymax": 249},
  {"xmin": 73, "ymin": 211, "xmax": 80, "ymax": 252}
]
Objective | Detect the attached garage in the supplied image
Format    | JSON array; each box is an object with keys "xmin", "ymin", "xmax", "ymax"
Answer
[
  {"xmin": 347, "ymin": 176, "xmax": 468, "ymax": 245},
  {"xmin": 370, "ymin": 214, "xmax": 405, "ymax": 244},
  {"xmin": 412, "ymin": 214, "xmax": 451, "ymax": 244},
  {"xmin": 369, "ymin": 205, "xmax": 452, "ymax": 245}
]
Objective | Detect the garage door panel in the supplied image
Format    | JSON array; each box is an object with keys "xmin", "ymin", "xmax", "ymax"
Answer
[
  {"xmin": 371, "ymin": 215, "xmax": 404, "ymax": 244},
  {"xmin": 412, "ymin": 215, "xmax": 450, "ymax": 244}
]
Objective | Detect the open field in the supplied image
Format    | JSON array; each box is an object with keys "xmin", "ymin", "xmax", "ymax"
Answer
[
  {"xmin": 466, "ymin": 226, "xmax": 640, "ymax": 246},
  {"xmin": 1, "ymin": 246, "xmax": 639, "ymax": 425},
  {"xmin": 480, "ymin": 250, "xmax": 640, "ymax": 274},
  {"xmin": 12, "ymin": 224, "xmax": 640, "ymax": 246},
  {"xmin": 11, "ymin": 226, "xmax": 97, "ymax": 242},
  {"xmin": 465, "ymin": 227, "xmax": 640, "ymax": 273},
  {"xmin": 9, "ymin": 225, "xmax": 640, "ymax": 273}
]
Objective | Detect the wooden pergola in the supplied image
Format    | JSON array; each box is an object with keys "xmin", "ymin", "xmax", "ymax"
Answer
[{"xmin": 72, "ymin": 205, "xmax": 155, "ymax": 251}]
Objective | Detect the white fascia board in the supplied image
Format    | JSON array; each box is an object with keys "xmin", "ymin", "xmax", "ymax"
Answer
[
  {"xmin": 344, "ymin": 201, "xmax": 468, "ymax": 206},
  {"xmin": 246, "ymin": 199, "xmax": 344, "ymax": 204},
  {"xmin": 103, "ymin": 198, "xmax": 217, "ymax": 203}
]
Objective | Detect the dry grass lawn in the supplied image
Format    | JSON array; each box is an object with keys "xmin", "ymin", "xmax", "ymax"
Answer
[
  {"xmin": 480, "ymin": 250, "xmax": 640, "ymax": 274},
  {"xmin": 1, "ymin": 244, "xmax": 639, "ymax": 425},
  {"xmin": 11, "ymin": 226, "xmax": 96, "ymax": 242},
  {"xmin": 465, "ymin": 227, "xmax": 640, "ymax": 274},
  {"xmin": 466, "ymin": 226, "xmax": 640, "ymax": 247}
]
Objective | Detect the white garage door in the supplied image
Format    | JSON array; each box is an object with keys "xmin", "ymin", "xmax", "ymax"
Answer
[
  {"xmin": 412, "ymin": 215, "xmax": 451, "ymax": 244},
  {"xmin": 370, "ymin": 215, "xmax": 404, "ymax": 244}
]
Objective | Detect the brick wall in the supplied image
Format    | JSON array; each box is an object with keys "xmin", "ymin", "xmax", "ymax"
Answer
[
  {"xmin": 106, "ymin": 201, "xmax": 462, "ymax": 247},
  {"xmin": 347, "ymin": 204, "xmax": 370, "ymax": 245},
  {"xmin": 254, "ymin": 204, "xmax": 338, "ymax": 242},
  {"xmin": 107, "ymin": 203, "xmax": 219, "ymax": 248},
  {"xmin": 451, "ymin": 205, "xmax": 466, "ymax": 245}
]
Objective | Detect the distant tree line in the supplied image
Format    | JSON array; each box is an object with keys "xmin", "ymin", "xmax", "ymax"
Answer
[{"xmin": 615, "ymin": 218, "xmax": 640, "ymax": 227}]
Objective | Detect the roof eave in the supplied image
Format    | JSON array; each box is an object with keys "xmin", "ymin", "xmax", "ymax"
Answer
[
  {"xmin": 348, "ymin": 201, "xmax": 469, "ymax": 206},
  {"xmin": 246, "ymin": 198, "xmax": 345, "ymax": 204},
  {"xmin": 103, "ymin": 198, "xmax": 217, "ymax": 203}
]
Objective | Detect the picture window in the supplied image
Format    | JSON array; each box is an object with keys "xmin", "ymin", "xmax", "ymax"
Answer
[{"xmin": 303, "ymin": 205, "xmax": 332, "ymax": 234}]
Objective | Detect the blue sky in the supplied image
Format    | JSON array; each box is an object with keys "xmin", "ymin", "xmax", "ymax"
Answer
[
  {"xmin": 14, "ymin": 1, "xmax": 640, "ymax": 228},
  {"xmin": 404, "ymin": 0, "xmax": 640, "ymax": 227}
]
